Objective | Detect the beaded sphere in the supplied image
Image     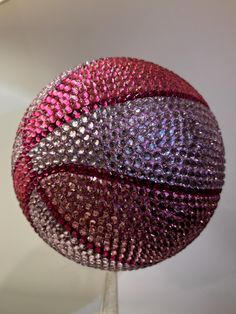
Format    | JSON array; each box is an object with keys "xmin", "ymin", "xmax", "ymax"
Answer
[{"xmin": 12, "ymin": 57, "xmax": 225, "ymax": 271}]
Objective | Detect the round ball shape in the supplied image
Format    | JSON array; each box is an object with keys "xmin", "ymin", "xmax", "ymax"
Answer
[{"xmin": 12, "ymin": 57, "xmax": 225, "ymax": 271}]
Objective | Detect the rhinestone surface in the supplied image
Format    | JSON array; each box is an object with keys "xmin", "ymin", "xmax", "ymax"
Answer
[{"xmin": 12, "ymin": 57, "xmax": 225, "ymax": 271}]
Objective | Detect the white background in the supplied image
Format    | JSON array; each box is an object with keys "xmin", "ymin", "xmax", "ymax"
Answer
[{"xmin": 0, "ymin": 0, "xmax": 235, "ymax": 313}]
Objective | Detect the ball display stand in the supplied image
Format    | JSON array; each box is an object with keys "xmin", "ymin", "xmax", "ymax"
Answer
[{"xmin": 99, "ymin": 272, "xmax": 119, "ymax": 314}]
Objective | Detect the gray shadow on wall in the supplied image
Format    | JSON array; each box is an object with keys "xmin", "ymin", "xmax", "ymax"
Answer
[
  {"xmin": 162, "ymin": 206, "xmax": 236, "ymax": 289},
  {"xmin": 0, "ymin": 245, "xmax": 105, "ymax": 314}
]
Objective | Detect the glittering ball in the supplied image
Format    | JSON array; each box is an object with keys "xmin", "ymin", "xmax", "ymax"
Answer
[{"xmin": 12, "ymin": 57, "xmax": 225, "ymax": 271}]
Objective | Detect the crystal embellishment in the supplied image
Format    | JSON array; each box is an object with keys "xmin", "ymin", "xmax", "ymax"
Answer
[{"xmin": 12, "ymin": 57, "xmax": 225, "ymax": 271}]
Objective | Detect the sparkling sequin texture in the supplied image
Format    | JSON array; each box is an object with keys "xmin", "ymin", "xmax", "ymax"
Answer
[{"xmin": 12, "ymin": 57, "xmax": 225, "ymax": 271}]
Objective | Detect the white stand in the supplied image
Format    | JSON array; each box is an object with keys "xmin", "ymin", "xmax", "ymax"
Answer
[{"xmin": 99, "ymin": 272, "xmax": 119, "ymax": 314}]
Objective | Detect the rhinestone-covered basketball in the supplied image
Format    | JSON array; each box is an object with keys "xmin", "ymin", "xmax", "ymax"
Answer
[{"xmin": 12, "ymin": 57, "xmax": 225, "ymax": 271}]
